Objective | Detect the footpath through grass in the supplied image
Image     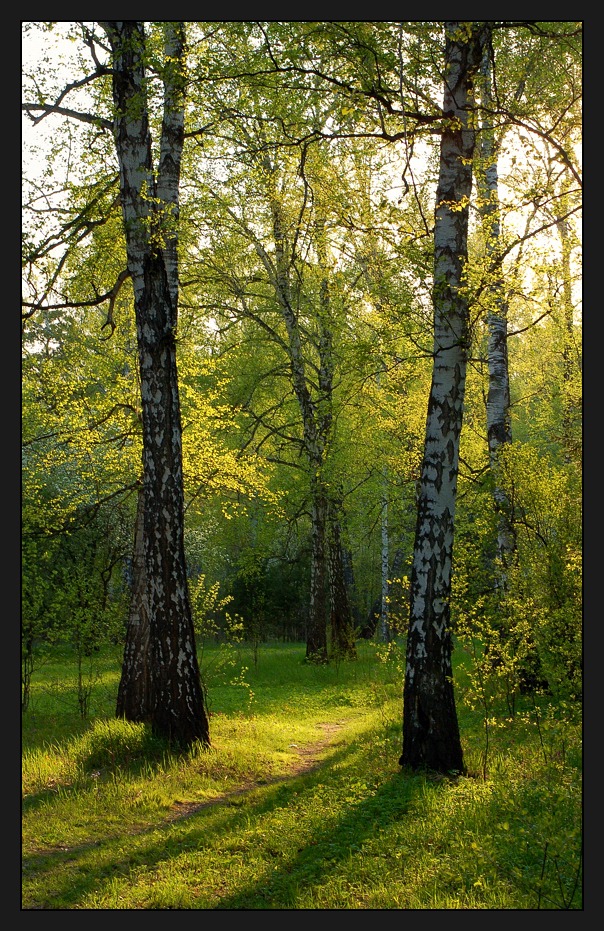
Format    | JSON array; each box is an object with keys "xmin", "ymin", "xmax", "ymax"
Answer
[{"xmin": 21, "ymin": 640, "xmax": 582, "ymax": 909}]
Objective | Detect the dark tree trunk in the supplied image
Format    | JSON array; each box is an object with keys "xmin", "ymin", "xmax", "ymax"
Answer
[
  {"xmin": 137, "ymin": 252, "xmax": 209, "ymax": 745},
  {"xmin": 341, "ymin": 544, "xmax": 361, "ymax": 632},
  {"xmin": 116, "ymin": 485, "xmax": 153, "ymax": 720},
  {"xmin": 306, "ymin": 477, "xmax": 329, "ymax": 662},
  {"xmin": 360, "ymin": 547, "xmax": 406, "ymax": 640},
  {"xmin": 263, "ymin": 183, "xmax": 331, "ymax": 663},
  {"xmin": 327, "ymin": 502, "xmax": 357, "ymax": 660},
  {"xmin": 401, "ymin": 21, "xmax": 489, "ymax": 775},
  {"xmin": 103, "ymin": 21, "xmax": 210, "ymax": 748}
]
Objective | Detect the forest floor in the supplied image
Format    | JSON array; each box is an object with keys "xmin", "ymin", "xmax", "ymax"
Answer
[{"xmin": 165, "ymin": 721, "xmax": 345, "ymax": 824}]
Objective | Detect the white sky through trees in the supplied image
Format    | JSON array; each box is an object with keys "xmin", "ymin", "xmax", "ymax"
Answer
[{"xmin": 22, "ymin": 22, "xmax": 581, "ymax": 328}]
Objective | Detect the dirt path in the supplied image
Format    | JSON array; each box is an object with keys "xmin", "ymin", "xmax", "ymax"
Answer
[
  {"xmin": 24, "ymin": 722, "xmax": 350, "ymax": 862},
  {"xmin": 167, "ymin": 720, "xmax": 346, "ymax": 822},
  {"xmin": 285, "ymin": 720, "xmax": 345, "ymax": 773}
]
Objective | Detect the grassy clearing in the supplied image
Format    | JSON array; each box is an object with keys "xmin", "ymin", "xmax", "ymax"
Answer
[{"xmin": 22, "ymin": 640, "xmax": 582, "ymax": 909}]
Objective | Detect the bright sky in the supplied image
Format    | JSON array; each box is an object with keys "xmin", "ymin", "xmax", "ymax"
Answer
[
  {"xmin": 22, "ymin": 23, "xmax": 99, "ymax": 174},
  {"xmin": 23, "ymin": 22, "xmax": 581, "ymax": 324}
]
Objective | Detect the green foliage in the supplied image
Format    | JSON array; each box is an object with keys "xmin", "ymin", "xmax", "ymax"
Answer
[
  {"xmin": 499, "ymin": 444, "xmax": 581, "ymax": 700},
  {"xmin": 189, "ymin": 573, "xmax": 255, "ymax": 708},
  {"xmin": 22, "ymin": 508, "xmax": 130, "ymax": 715},
  {"xmin": 452, "ymin": 434, "xmax": 581, "ymax": 779},
  {"xmin": 23, "ymin": 20, "xmax": 581, "ymax": 678}
]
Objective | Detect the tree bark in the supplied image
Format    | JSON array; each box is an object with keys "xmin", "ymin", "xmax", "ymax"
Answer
[
  {"xmin": 103, "ymin": 21, "xmax": 210, "ymax": 748},
  {"xmin": 478, "ymin": 46, "xmax": 515, "ymax": 574},
  {"xmin": 555, "ymin": 194, "xmax": 580, "ymax": 465},
  {"xmin": 116, "ymin": 484, "xmax": 152, "ymax": 719},
  {"xmin": 477, "ymin": 44, "xmax": 548, "ymax": 694},
  {"xmin": 361, "ymin": 547, "xmax": 405, "ymax": 639},
  {"xmin": 401, "ymin": 22, "xmax": 489, "ymax": 774},
  {"xmin": 306, "ymin": 476, "xmax": 329, "ymax": 661},
  {"xmin": 327, "ymin": 499, "xmax": 357, "ymax": 660},
  {"xmin": 266, "ymin": 178, "xmax": 330, "ymax": 662},
  {"xmin": 380, "ymin": 480, "xmax": 390, "ymax": 643}
]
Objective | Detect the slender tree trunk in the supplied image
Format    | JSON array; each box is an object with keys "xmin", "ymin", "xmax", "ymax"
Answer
[
  {"xmin": 380, "ymin": 480, "xmax": 390, "ymax": 643},
  {"xmin": 401, "ymin": 22, "xmax": 489, "ymax": 774},
  {"xmin": 316, "ymin": 221, "xmax": 358, "ymax": 660},
  {"xmin": 103, "ymin": 21, "xmax": 210, "ymax": 747},
  {"xmin": 478, "ymin": 46, "xmax": 515, "ymax": 576},
  {"xmin": 361, "ymin": 547, "xmax": 405, "ymax": 639},
  {"xmin": 341, "ymin": 542, "xmax": 361, "ymax": 632},
  {"xmin": 218, "ymin": 138, "xmax": 337, "ymax": 663},
  {"xmin": 307, "ymin": 473, "xmax": 329, "ymax": 661},
  {"xmin": 477, "ymin": 44, "xmax": 548, "ymax": 694},
  {"xmin": 556, "ymin": 196, "xmax": 579, "ymax": 464},
  {"xmin": 327, "ymin": 499, "xmax": 357, "ymax": 660},
  {"xmin": 267, "ymin": 184, "xmax": 330, "ymax": 662}
]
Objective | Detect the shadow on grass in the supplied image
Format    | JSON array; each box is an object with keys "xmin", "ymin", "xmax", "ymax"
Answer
[
  {"xmin": 22, "ymin": 725, "xmax": 180, "ymax": 817},
  {"xmin": 22, "ymin": 707, "xmax": 582, "ymax": 909},
  {"xmin": 22, "ymin": 733, "xmax": 581, "ymax": 910},
  {"xmin": 22, "ymin": 734, "xmax": 420, "ymax": 909}
]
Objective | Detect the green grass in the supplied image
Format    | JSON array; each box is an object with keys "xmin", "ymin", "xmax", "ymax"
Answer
[{"xmin": 22, "ymin": 640, "xmax": 582, "ymax": 909}]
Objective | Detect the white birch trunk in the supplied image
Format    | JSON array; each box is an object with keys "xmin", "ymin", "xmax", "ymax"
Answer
[
  {"xmin": 401, "ymin": 22, "xmax": 489, "ymax": 774},
  {"xmin": 103, "ymin": 21, "xmax": 210, "ymax": 747}
]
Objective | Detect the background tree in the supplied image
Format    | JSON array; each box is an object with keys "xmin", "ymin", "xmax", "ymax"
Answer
[
  {"xmin": 475, "ymin": 42, "xmax": 515, "ymax": 576},
  {"xmin": 437, "ymin": 21, "xmax": 582, "ymax": 723},
  {"xmin": 180, "ymin": 35, "xmax": 358, "ymax": 662}
]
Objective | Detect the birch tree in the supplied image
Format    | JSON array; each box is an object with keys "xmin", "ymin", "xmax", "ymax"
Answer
[
  {"xmin": 400, "ymin": 21, "xmax": 490, "ymax": 774},
  {"xmin": 100, "ymin": 21, "xmax": 210, "ymax": 747}
]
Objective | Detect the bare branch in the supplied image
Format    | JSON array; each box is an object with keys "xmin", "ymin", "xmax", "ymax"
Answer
[{"xmin": 22, "ymin": 102, "xmax": 112, "ymax": 132}]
